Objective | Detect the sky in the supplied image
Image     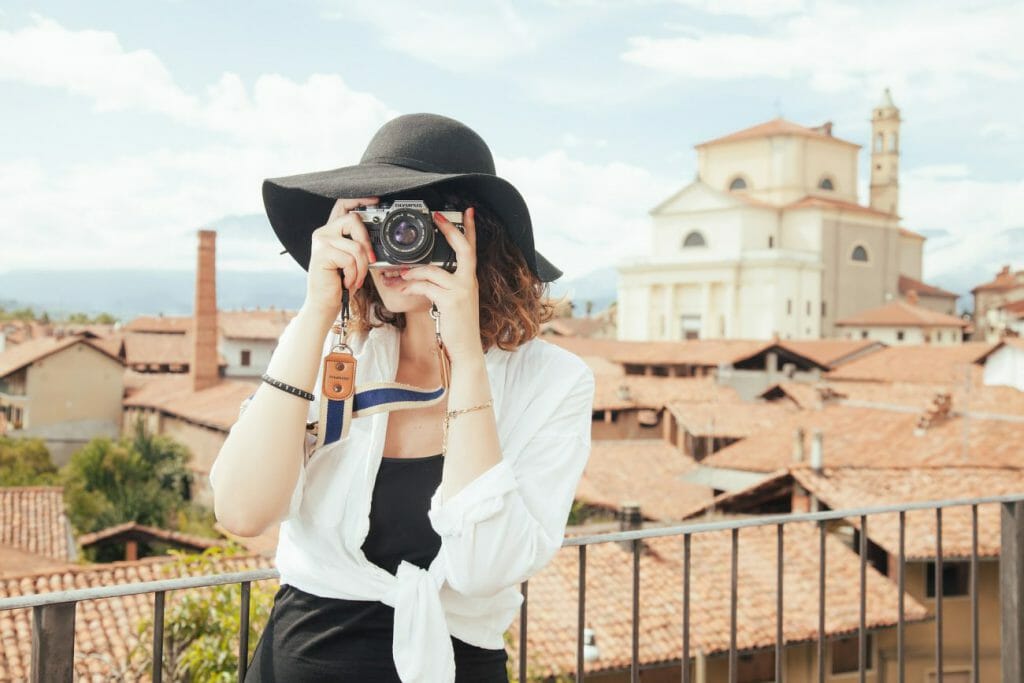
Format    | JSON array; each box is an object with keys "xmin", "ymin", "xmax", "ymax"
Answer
[{"xmin": 1, "ymin": 0, "xmax": 1022, "ymax": 284}]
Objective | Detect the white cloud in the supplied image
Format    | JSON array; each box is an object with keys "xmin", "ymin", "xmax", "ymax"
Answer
[
  {"xmin": 0, "ymin": 15, "xmax": 400, "ymax": 271},
  {"xmin": 499, "ymin": 149, "xmax": 678, "ymax": 279},
  {"xmin": 319, "ymin": 1, "xmax": 545, "ymax": 73},
  {"xmin": 621, "ymin": 0, "xmax": 1024, "ymax": 100}
]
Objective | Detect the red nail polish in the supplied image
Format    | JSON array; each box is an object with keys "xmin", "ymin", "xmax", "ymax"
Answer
[{"xmin": 433, "ymin": 211, "xmax": 446, "ymax": 223}]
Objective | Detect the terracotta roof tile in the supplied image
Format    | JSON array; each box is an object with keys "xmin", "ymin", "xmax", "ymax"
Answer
[
  {"xmin": 0, "ymin": 487, "xmax": 73, "ymax": 567},
  {"xmin": 540, "ymin": 317, "xmax": 615, "ymax": 338},
  {"xmin": 508, "ymin": 522, "xmax": 927, "ymax": 677},
  {"xmin": 665, "ymin": 400, "xmax": 799, "ymax": 438},
  {"xmin": 829, "ymin": 379, "xmax": 1024, "ymax": 416},
  {"xmin": 784, "ymin": 195, "xmax": 893, "ymax": 219},
  {"xmin": 77, "ymin": 522, "xmax": 226, "ymax": 551},
  {"xmin": 577, "ymin": 440, "xmax": 713, "ymax": 520},
  {"xmin": 694, "ymin": 117, "xmax": 861, "ymax": 149},
  {"xmin": 123, "ymin": 332, "xmax": 228, "ymax": 368},
  {"xmin": 826, "ymin": 342, "xmax": 995, "ymax": 383},
  {"xmin": 776, "ymin": 339, "xmax": 882, "ymax": 368},
  {"xmin": 124, "ymin": 309, "xmax": 295, "ymax": 341},
  {"xmin": 123, "ymin": 375, "xmax": 258, "ymax": 434},
  {"xmin": 835, "ymin": 299, "xmax": 967, "ymax": 328},
  {"xmin": 898, "ymin": 275, "xmax": 958, "ymax": 299},
  {"xmin": 594, "ymin": 375, "xmax": 741, "ymax": 410},
  {"xmin": 971, "ymin": 266, "xmax": 1023, "ymax": 293},
  {"xmin": 700, "ymin": 403, "xmax": 1024, "ymax": 473},
  {"xmin": 547, "ymin": 336, "xmax": 776, "ymax": 367},
  {"xmin": 793, "ymin": 466, "xmax": 1024, "ymax": 560},
  {"xmin": 899, "ymin": 228, "xmax": 926, "ymax": 240},
  {"xmin": 0, "ymin": 335, "xmax": 122, "ymax": 379},
  {"xmin": 0, "ymin": 552, "xmax": 273, "ymax": 680}
]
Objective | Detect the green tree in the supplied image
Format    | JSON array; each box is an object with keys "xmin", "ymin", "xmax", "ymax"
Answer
[
  {"xmin": 0, "ymin": 436, "xmax": 59, "ymax": 485},
  {"xmin": 62, "ymin": 418, "xmax": 194, "ymax": 537},
  {"xmin": 130, "ymin": 545, "xmax": 276, "ymax": 682}
]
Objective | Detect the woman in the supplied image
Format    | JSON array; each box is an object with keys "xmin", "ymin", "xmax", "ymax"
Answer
[{"xmin": 210, "ymin": 113, "xmax": 595, "ymax": 682}]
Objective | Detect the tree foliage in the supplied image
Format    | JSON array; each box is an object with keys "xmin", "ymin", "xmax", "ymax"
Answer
[
  {"xmin": 0, "ymin": 435, "xmax": 59, "ymax": 485},
  {"xmin": 62, "ymin": 418, "xmax": 194, "ymax": 536},
  {"xmin": 130, "ymin": 545, "xmax": 276, "ymax": 682}
]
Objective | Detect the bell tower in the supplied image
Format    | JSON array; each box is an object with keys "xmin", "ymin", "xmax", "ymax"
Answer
[{"xmin": 869, "ymin": 87, "xmax": 901, "ymax": 215}]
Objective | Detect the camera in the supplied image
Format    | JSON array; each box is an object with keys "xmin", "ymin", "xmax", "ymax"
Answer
[{"xmin": 353, "ymin": 199, "xmax": 465, "ymax": 269}]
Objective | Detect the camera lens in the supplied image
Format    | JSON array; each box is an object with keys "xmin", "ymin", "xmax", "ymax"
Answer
[
  {"xmin": 380, "ymin": 209, "xmax": 433, "ymax": 263},
  {"xmin": 390, "ymin": 219, "xmax": 419, "ymax": 246}
]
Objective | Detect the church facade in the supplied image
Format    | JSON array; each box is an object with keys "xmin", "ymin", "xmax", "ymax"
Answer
[{"xmin": 617, "ymin": 89, "xmax": 938, "ymax": 341}]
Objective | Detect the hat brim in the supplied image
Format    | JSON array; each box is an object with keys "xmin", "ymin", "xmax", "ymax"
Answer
[{"xmin": 262, "ymin": 162, "xmax": 562, "ymax": 283}]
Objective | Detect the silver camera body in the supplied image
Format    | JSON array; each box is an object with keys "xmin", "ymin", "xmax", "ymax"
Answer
[{"xmin": 353, "ymin": 199, "xmax": 465, "ymax": 269}]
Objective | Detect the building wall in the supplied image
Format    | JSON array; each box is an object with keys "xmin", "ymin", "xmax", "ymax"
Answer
[
  {"xmin": 983, "ymin": 344, "xmax": 1024, "ymax": 391},
  {"xmin": 916, "ymin": 293, "xmax": 957, "ymax": 316},
  {"xmin": 837, "ymin": 325, "xmax": 963, "ymax": 345},
  {"xmin": 820, "ymin": 215, "xmax": 901, "ymax": 337},
  {"xmin": 697, "ymin": 136, "xmax": 859, "ymax": 206},
  {"xmin": 24, "ymin": 342, "xmax": 123, "ymax": 429},
  {"xmin": 121, "ymin": 406, "xmax": 226, "ymax": 508},
  {"xmin": 221, "ymin": 338, "xmax": 277, "ymax": 378},
  {"xmin": 898, "ymin": 234, "xmax": 924, "ymax": 280}
]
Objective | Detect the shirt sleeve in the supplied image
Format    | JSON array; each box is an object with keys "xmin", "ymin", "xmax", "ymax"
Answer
[{"xmin": 426, "ymin": 360, "xmax": 595, "ymax": 598}]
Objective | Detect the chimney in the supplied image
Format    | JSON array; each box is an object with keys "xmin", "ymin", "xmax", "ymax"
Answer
[
  {"xmin": 810, "ymin": 429, "xmax": 824, "ymax": 473},
  {"xmin": 618, "ymin": 502, "xmax": 643, "ymax": 551},
  {"xmin": 916, "ymin": 392, "xmax": 952, "ymax": 433},
  {"xmin": 585, "ymin": 300, "xmax": 593, "ymax": 317},
  {"xmin": 191, "ymin": 229, "xmax": 219, "ymax": 392},
  {"xmin": 906, "ymin": 289, "xmax": 919, "ymax": 306},
  {"xmin": 792, "ymin": 427, "xmax": 806, "ymax": 463}
]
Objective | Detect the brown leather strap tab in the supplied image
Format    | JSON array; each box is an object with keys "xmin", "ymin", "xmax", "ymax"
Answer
[{"xmin": 323, "ymin": 352, "xmax": 357, "ymax": 400}]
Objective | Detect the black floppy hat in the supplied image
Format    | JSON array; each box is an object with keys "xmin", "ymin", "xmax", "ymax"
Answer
[{"xmin": 261, "ymin": 113, "xmax": 563, "ymax": 282}]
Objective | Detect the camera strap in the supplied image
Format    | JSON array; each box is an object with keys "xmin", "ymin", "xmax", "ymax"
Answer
[{"xmin": 313, "ymin": 290, "xmax": 451, "ymax": 450}]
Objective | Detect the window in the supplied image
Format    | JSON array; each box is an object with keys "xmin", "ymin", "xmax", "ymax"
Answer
[
  {"xmin": 240, "ymin": 349, "xmax": 251, "ymax": 367},
  {"xmin": 875, "ymin": 132, "xmax": 884, "ymax": 152},
  {"xmin": 821, "ymin": 301, "xmax": 827, "ymax": 317},
  {"xmin": 768, "ymin": 235, "xmax": 774, "ymax": 248},
  {"xmin": 892, "ymin": 131, "xmax": 899, "ymax": 152},
  {"xmin": 896, "ymin": 330, "xmax": 905, "ymax": 341},
  {"xmin": 819, "ymin": 176, "xmax": 835, "ymax": 190},
  {"xmin": 729, "ymin": 176, "xmax": 748, "ymax": 191},
  {"xmin": 926, "ymin": 560, "xmax": 970, "ymax": 597},
  {"xmin": 851, "ymin": 245, "xmax": 869, "ymax": 262},
  {"xmin": 861, "ymin": 330, "xmax": 869, "ymax": 339},
  {"xmin": 806, "ymin": 301, "xmax": 811, "ymax": 316},
  {"xmin": 832, "ymin": 634, "xmax": 872, "ymax": 674},
  {"xmin": 683, "ymin": 231, "xmax": 706, "ymax": 248},
  {"xmin": 787, "ymin": 299, "xmax": 793, "ymax": 315}
]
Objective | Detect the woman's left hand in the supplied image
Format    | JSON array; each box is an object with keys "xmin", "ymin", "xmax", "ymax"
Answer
[{"xmin": 397, "ymin": 206, "xmax": 483, "ymax": 362}]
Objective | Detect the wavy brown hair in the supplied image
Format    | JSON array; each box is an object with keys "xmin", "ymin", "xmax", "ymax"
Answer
[{"xmin": 348, "ymin": 183, "xmax": 559, "ymax": 352}]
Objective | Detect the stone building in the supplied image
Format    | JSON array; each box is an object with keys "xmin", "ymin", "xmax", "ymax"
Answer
[{"xmin": 618, "ymin": 89, "xmax": 949, "ymax": 342}]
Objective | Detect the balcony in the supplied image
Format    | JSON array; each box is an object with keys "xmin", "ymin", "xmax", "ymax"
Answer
[{"xmin": 3, "ymin": 493, "xmax": 1024, "ymax": 682}]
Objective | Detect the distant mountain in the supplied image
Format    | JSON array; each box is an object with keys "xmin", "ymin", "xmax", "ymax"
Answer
[{"xmin": 0, "ymin": 265, "xmax": 616, "ymax": 321}]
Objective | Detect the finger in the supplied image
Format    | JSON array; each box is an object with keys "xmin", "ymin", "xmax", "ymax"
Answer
[
  {"xmin": 432, "ymin": 211, "xmax": 474, "ymax": 265},
  {"xmin": 464, "ymin": 206, "xmax": 477, "ymax": 253},
  {"xmin": 400, "ymin": 264, "xmax": 457, "ymax": 290},
  {"xmin": 329, "ymin": 196, "xmax": 380, "ymax": 221},
  {"xmin": 398, "ymin": 279, "xmax": 447, "ymax": 302},
  {"xmin": 333, "ymin": 212, "xmax": 377, "ymax": 266},
  {"xmin": 323, "ymin": 236, "xmax": 369, "ymax": 289},
  {"xmin": 319, "ymin": 247, "xmax": 360, "ymax": 289}
]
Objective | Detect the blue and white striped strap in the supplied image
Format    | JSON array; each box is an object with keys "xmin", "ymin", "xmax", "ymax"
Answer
[{"xmin": 315, "ymin": 381, "xmax": 447, "ymax": 449}]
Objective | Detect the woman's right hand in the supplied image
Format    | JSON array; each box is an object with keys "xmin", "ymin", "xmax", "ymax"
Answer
[{"xmin": 303, "ymin": 196, "xmax": 380, "ymax": 320}]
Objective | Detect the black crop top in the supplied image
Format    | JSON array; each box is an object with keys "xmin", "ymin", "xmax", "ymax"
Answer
[{"xmin": 244, "ymin": 454, "xmax": 509, "ymax": 682}]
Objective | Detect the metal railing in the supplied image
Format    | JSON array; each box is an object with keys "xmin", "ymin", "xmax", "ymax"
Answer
[{"xmin": 3, "ymin": 493, "xmax": 1024, "ymax": 682}]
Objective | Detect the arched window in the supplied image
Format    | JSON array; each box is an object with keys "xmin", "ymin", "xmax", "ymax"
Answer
[
  {"xmin": 892, "ymin": 131, "xmax": 899, "ymax": 152},
  {"xmin": 819, "ymin": 176, "xmax": 835, "ymax": 191},
  {"xmin": 875, "ymin": 132, "xmax": 884, "ymax": 152},
  {"xmin": 728, "ymin": 176, "xmax": 748, "ymax": 191},
  {"xmin": 683, "ymin": 231, "xmax": 706, "ymax": 248},
  {"xmin": 851, "ymin": 244, "xmax": 869, "ymax": 262}
]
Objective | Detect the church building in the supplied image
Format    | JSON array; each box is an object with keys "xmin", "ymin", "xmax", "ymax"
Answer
[{"xmin": 617, "ymin": 89, "xmax": 944, "ymax": 341}]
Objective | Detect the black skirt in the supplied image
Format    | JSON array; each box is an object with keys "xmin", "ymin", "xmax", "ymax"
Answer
[{"xmin": 244, "ymin": 454, "xmax": 509, "ymax": 682}]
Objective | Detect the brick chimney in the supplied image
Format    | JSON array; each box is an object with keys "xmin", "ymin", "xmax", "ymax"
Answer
[{"xmin": 191, "ymin": 229, "xmax": 219, "ymax": 392}]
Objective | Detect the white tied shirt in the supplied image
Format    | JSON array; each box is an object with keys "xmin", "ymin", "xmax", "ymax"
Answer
[{"xmin": 210, "ymin": 317, "xmax": 595, "ymax": 682}]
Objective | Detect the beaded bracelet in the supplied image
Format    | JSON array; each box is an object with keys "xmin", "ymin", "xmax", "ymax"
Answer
[{"xmin": 260, "ymin": 373, "xmax": 315, "ymax": 401}]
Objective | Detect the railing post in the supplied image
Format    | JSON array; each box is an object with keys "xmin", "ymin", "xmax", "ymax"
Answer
[
  {"xmin": 1001, "ymin": 500, "xmax": 1024, "ymax": 683},
  {"xmin": 31, "ymin": 601, "xmax": 76, "ymax": 683}
]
